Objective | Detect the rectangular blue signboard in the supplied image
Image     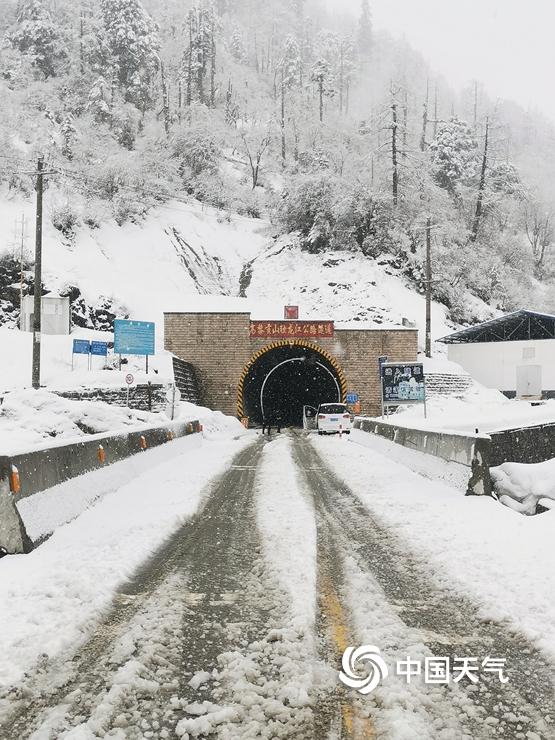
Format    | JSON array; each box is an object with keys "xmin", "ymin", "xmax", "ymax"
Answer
[
  {"xmin": 114, "ymin": 320, "xmax": 155, "ymax": 356},
  {"xmin": 73, "ymin": 339, "xmax": 91, "ymax": 355},
  {"xmin": 90, "ymin": 341, "xmax": 108, "ymax": 357},
  {"xmin": 346, "ymin": 392, "xmax": 359, "ymax": 404}
]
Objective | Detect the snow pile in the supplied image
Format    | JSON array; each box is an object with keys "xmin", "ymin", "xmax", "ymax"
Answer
[
  {"xmin": 256, "ymin": 436, "xmax": 317, "ymax": 630},
  {"xmin": 178, "ymin": 400, "xmax": 247, "ymax": 441},
  {"xmin": 0, "ymin": 388, "xmax": 169, "ymax": 455},
  {"xmin": 384, "ymin": 387, "xmax": 555, "ymax": 434},
  {"xmin": 491, "ymin": 459, "xmax": 555, "ymax": 515}
]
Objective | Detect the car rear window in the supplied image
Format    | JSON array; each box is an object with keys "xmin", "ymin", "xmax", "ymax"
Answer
[{"xmin": 320, "ymin": 405, "xmax": 347, "ymax": 414}]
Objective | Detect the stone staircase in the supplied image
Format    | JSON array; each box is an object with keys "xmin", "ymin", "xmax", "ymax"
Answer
[
  {"xmin": 425, "ymin": 372, "xmax": 475, "ymax": 399},
  {"xmin": 172, "ymin": 357, "xmax": 200, "ymax": 405}
]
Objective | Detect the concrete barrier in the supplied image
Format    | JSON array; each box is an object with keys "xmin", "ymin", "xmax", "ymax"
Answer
[
  {"xmin": 0, "ymin": 420, "xmax": 201, "ymax": 551},
  {"xmin": 354, "ymin": 418, "xmax": 492, "ymax": 496},
  {"xmin": 489, "ymin": 422, "xmax": 555, "ymax": 466},
  {"xmin": 0, "ymin": 477, "xmax": 33, "ymax": 554}
]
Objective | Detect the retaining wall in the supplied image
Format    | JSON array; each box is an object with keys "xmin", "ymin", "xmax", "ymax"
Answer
[
  {"xmin": 55, "ymin": 383, "xmax": 167, "ymax": 413},
  {"xmin": 489, "ymin": 422, "xmax": 555, "ymax": 466},
  {"xmin": 354, "ymin": 418, "xmax": 492, "ymax": 496},
  {"xmin": 0, "ymin": 419, "xmax": 201, "ymax": 503}
]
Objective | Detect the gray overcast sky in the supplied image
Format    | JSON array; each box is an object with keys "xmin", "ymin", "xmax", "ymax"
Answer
[{"xmin": 325, "ymin": 0, "xmax": 555, "ymax": 123}]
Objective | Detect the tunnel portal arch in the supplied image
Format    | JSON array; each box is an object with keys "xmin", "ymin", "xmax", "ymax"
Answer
[{"xmin": 237, "ymin": 339, "xmax": 347, "ymax": 426}]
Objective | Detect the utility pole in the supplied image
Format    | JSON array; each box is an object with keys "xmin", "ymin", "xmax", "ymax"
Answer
[
  {"xmin": 32, "ymin": 156, "xmax": 44, "ymax": 389},
  {"xmin": 425, "ymin": 217, "xmax": 432, "ymax": 358},
  {"xmin": 18, "ymin": 214, "xmax": 27, "ymax": 329}
]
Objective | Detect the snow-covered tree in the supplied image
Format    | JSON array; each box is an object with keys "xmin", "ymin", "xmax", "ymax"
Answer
[
  {"xmin": 430, "ymin": 117, "xmax": 478, "ymax": 194},
  {"xmin": 229, "ymin": 25, "xmax": 246, "ymax": 62},
  {"xmin": 182, "ymin": 3, "xmax": 219, "ymax": 107},
  {"xmin": 100, "ymin": 0, "xmax": 159, "ymax": 107},
  {"xmin": 280, "ymin": 35, "xmax": 301, "ymax": 89},
  {"xmin": 8, "ymin": 0, "xmax": 66, "ymax": 77},
  {"xmin": 60, "ymin": 113, "xmax": 76, "ymax": 159},
  {"xmin": 311, "ymin": 58, "xmax": 330, "ymax": 122},
  {"xmin": 87, "ymin": 75, "xmax": 111, "ymax": 122}
]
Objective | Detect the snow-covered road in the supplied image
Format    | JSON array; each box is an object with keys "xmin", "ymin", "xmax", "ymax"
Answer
[{"xmin": 0, "ymin": 431, "xmax": 553, "ymax": 739}]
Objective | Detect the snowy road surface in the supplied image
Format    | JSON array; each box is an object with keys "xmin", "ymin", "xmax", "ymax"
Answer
[{"xmin": 0, "ymin": 432, "xmax": 554, "ymax": 739}]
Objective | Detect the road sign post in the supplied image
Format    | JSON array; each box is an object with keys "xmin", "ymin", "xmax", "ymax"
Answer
[
  {"xmin": 165, "ymin": 384, "xmax": 181, "ymax": 421},
  {"xmin": 72, "ymin": 339, "xmax": 91, "ymax": 370},
  {"xmin": 125, "ymin": 373, "xmax": 134, "ymax": 407}
]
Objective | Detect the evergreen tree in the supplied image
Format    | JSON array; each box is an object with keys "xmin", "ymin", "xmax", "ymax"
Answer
[
  {"xmin": 100, "ymin": 0, "xmax": 159, "ymax": 107},
  {"xmin": 281, "ymin": 34, "xmax": 301, "ymax": 89},
  {"xmin": 183, "ymin": 3, "xmax": 219, "ymax": 107},
  {"xmin": 430, "ymin": 117, "xmax": 478, "ymax": 194},
  {"xmin": 229, "ymin": 24, "xmax": 247, "ymax": 63},
  {"xmin": 357, "ymin": 0, "xmax": 372, "ymax": 55},
  {"xmin": 60, "ymin": 113, "xmax": 76, "ymax": 159},
  {"xmin": 87, "ymin": 75, "xmax": 111, "ymax": 122},
  {"xmin": 310, "ymin": 57, "xmax": 332, "ymax": 123},
  {"xmin": 8, "ymin": 0, "xmax": 66, "ymax": 77}
]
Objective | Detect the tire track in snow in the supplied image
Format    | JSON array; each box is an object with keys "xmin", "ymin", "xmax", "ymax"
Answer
[
  {"xmin": 0, "ymin": 437, "xmax": 324, "ymax": 739},
  {"xmin": 293, "ymin": 433, "xmax": 555, "ymax": 739},
  {"xmin": 0, "ymin": 441, "xmax": 264, "ymax": 738}
]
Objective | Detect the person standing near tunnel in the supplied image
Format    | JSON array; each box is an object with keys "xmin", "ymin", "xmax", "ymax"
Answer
[
  {"xmin": 262, "ymin": 409, "xmax": 272, "ymax": 436},
  {"xmin": 274, "ymin": 407, "xmax": 282, "ymax": 433}
]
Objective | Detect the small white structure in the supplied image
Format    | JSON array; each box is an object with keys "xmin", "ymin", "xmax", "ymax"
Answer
[
  {"xmin": 438, "ymin": 310, "xmax": 555, "ymax": 399},
  {"xmin": 20, "ymin": 294, "xmax": 71, "ymax": 335}
]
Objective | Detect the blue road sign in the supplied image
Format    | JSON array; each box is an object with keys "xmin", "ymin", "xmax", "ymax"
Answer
[
  {"xmin": 346, "ymin": 392, "xmax": 359, "ymax": 404},
  {"xmin": 73, "ymin": 339, "xmax": 91, "ymax": 355},
  {"xmin": 90, "ymin": 341, "xmax": 108, "ymax": 357},
  {"xmin": 114, "ymin": 320, "xmax": 155, "ymax": 356}
]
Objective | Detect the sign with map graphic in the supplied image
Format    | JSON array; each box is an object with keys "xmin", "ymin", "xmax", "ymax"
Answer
[{"xmin": 381, "ymin": 363, "xmax": 425, "ymax": 405}]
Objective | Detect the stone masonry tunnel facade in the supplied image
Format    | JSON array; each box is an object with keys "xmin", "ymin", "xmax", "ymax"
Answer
[{"xmin": 164, "ymin": 312, "xmax": 419, "ymax": 421}]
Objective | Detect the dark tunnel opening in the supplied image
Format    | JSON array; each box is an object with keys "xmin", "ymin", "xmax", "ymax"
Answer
[{"xmin": 242, "ymin": 345, "xmax": 342, "ymax": 427}]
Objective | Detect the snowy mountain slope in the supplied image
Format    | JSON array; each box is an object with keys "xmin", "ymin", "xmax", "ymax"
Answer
[
  {"xmin": 0, "ymin": 193, "xmax": 480, "ymax": 351},
  {"xmin": 243, "ymin": 236, "xmax": 493, "ymax": 351},
  {"xmin": 0, "ymin": 195, "xmax": 270, "ymax": 328}
]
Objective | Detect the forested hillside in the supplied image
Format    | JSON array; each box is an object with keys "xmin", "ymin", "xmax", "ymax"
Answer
[{"xmin": 0, "ymin": 0, "xmax": 554, "ymax": 327}]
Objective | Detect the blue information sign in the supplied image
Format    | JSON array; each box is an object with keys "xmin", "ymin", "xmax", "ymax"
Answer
[
  {"xmin": 346, "ymin": 392, "xmax": 359, "ymax": 404},
  {"xmin": 90, "ymin": 341, "xmax": 108, "ymax": 357},
  {"xmin": 73, "ymin": 339, "xmax": 91, "ymax": 355},
  {"xmin": 114, "ymin": 320, "xmax": 155, "ymax": 356}
]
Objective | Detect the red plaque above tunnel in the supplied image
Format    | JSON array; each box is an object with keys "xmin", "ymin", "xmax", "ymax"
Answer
[{"xmin": 250, "ymin": 320, "xmax": 334, "ymax": 339}]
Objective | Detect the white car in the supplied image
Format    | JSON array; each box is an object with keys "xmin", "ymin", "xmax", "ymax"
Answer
[{"xmin": 316, "ymin": 403, "xmax": 352, "ymax": 435}]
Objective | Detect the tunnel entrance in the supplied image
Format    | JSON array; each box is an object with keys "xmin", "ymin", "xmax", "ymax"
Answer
[{"xmin": 240, "ymin": 341, "xmax": 345, "ymax": 427}]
